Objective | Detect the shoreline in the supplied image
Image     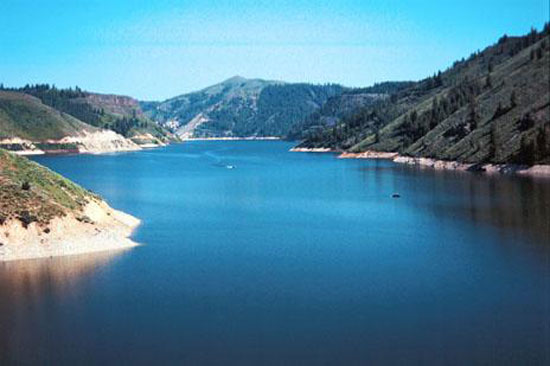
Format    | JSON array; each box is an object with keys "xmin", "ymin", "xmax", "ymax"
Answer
[
  {"xmin": 1, "ymin": 133, "xmax": 168, "ymax": 157},
  {"xmin": 289, "ymin": 147, "xmax": 336, "ymax": 153},
  {"xmin": 183, "ymin": 136, "xmax": 280, "ymax": 141},
  {"xmin": 6, "ymin": 142, "xmax": 165, "ymax": 156},
  {"xmin": 291, "ymin": 147, "xmax": 550, "ymax": 177},
  {"xmin": 0, "ymin": 200, "xmax": 141, "ymax": 262}
]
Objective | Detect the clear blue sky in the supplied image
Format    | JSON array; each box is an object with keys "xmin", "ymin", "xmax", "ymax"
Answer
[{"xmin": 1, "ymin": 0, "xmax": 548, "ymax": 100}]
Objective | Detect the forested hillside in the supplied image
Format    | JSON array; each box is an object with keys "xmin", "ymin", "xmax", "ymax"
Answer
[
  {"xmin": 297, "ymin": 25, "xmax": 550, "ymax": 165},
  {"xmin": 141, "ymin": 76, "xmax": 343, "ymax": 138},
  {"xmin": 2, "ymin": 85, "xmax": 175, "ymax": 145},
  {"xmin": 286, "ymin": 81, "xmax": 414, "ymax": 141}
]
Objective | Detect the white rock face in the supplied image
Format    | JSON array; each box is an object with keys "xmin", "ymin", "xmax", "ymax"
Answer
[
  {"xmin": 57, "ymin": 130, "xmax": 141, "ymax": 154},
  {"xmin": 2, "ymin": 130, "xmax": 141, "ymax": 155}
]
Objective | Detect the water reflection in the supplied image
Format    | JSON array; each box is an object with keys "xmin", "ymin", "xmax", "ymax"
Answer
[
  {"xmin": 361, "ymin": 163, "xmax": 550, "ymax": 244},
  {"xmin": 0, "ymin": 250, "xmax": 130, "ymax": 364}
]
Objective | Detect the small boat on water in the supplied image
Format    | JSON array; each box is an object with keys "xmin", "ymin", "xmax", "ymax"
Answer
[
  {"xmin": 226, "ymin": 165, "xmax": 236, "ymax": 169},
  {"xmin": 392, "ymin": 193, "xmax": 400, "ymax": 198}
]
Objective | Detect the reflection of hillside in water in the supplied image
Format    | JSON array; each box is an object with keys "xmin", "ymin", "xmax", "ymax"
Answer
[
  {"xmin": 0, "ymin": 250, "xmax": 130, "ymax": 364},
  {"xmin": 362, "ymin": 164, "xmax": 550, "ymax": 244}
]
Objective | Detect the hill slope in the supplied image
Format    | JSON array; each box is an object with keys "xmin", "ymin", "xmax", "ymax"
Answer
[
  {"xmin": 297, "ymin": 25, "xmax": 550, "ymax": 166},
  {"xmin": 141, "ymin": 76, "xmax": 343, "ymax": 138},
  {"xmin": 0, "ymin": 149, "xmax": 139, "ymax": 261},
  {"xmin": 6, "ymin": 85, "xmax": 176, "ymax": 146},
  {"xmin": 286, "ymin": 81, "xmax": 415, "ymax": 141},
  {"xmin": 0, "ymin": 90, "xmax": 139, "ymax": 154}
]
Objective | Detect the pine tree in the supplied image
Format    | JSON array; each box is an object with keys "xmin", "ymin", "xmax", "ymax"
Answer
[
  {"xmin": 519, "ymin": 135, "xmax": 536, "ymax": 165},
  {"xmin": 467, "ymin": 95, "xmax": 479, "ymax": 130},
  {"xmin": 510, "ymin": 91, "xmax": 517, "ymax": 108},
  {"xmin": 485, "ymin": 73, "xmax": 492, "ymax": 88},
  {"xmin": 491, "ymin": 122, "xmax": 499, "ymax": 158}
]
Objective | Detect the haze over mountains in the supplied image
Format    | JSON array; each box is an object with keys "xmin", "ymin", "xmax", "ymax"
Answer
[{"xmin": 1, "ymin": 25, "xmax": 549, "ymax": 165}]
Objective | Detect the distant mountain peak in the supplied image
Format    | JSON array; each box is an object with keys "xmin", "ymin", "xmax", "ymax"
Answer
[{"xmin": 223, "ymin": 75, "xmax": 248, "ymax": 83}]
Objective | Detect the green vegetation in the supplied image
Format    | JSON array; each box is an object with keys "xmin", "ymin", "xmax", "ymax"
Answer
[
  {"xmin": 286, "ymin": 81, "xmax": 414, "ymax": 141},
  {"xmin": 0, "ymin": 91, "xmax": 95, "ymax": 140},
  {"xmin": 141, "ymin": 76, "xmax": 344, "ymax": 137},
  {"xmin": 0, "ymin": 149, "xmax": 95, "ymax": 227},
  {"xmin": 298, "ymin": 24, "xmax": 550, "ymax": 165},
  {"xmin": 0, "ymin": 85, "xmax": 174, "ymax": 142}
]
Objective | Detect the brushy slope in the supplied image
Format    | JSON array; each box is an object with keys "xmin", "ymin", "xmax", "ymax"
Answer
[
  {"xmin": 2, "ymin": 86, "xmax": 175, "ymax": 143},
  {"xmin": 0, "ymin": 91, "xmax": 96, "ymax": 141},
  {"xmin": 0, "ymin": 149, "xmax": 95, "ymax": 226},
  {"xmin": 298, "ymin": 25, "xmax": 550, "ymax": 165}
]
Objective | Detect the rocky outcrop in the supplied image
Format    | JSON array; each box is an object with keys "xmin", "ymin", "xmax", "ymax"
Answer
[{"xmin": 82, "ymin": 93, "xmax": 145, "ymax": 118}]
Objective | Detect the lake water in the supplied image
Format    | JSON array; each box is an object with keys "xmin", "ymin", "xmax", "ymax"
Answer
[{"xmin": 1, "ymin": 141, "xmax": 549, "ymax": 365}]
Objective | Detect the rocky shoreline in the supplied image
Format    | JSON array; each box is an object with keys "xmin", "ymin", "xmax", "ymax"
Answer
[
  {"xmin": 183, "ymin": 136, "xmax": 280, "ymax": 141},
  {"xmin": 291, "ymin": 147, "xmax": 550, "ymax": 177},
  {"xmin": 0, "ymin": 199, "xmax": 141, "ymax": 262},
  {"xmin": 289, "ymin": 147, "xmax": 335, "ymax": 153},
  {"xmin": 394, "ymin": 155, "xmax": 550, "ymax": 177}
]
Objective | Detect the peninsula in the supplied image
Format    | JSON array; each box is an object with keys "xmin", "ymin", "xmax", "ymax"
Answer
[{"xmin": 0, "ymin": 149, "xmax": 140, "ymax": 261}]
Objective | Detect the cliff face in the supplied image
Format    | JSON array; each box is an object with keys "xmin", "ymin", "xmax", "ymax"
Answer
[
  {"xmin": 0, "ymin": 149, "xmax": 140, "ymax": 261},
  {"xmin": 82, "ymin": 93, "xmax": 145, "ymax": 118}
]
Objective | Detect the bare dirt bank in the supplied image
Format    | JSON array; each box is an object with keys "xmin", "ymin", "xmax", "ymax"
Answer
[
  {"xmin": 290, "ymin": 147, "xmax": 336, "ymax": 153},
  {"xmin": 0, "ymin": 199, "xmax": 140, "ymax": 262},
  {"xmin": 1, "ymin": 130, "xmax": 142, "ymax": 156}
]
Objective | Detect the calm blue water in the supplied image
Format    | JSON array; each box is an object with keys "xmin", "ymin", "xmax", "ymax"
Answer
[{"xmin": 1, "ymin": 141, "xmax": 549, "ymax": 365}]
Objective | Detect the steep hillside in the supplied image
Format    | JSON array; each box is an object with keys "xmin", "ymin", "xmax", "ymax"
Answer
[
  {"xmin": 298, "ymin": 25, "xmax": 550, "ymax": 166},
  {"xmin": 5, "ymin": 85, "xmax": 175, "ymax": 146},
  {"xmin": 0, "ymin": 149, "xmax": 139, "ymax": 261},
  {"xmin": 0, "ymin": 91, "xmax": 95, "ymax": 140},
  {"xmin": 287, "ymin": 81, "xmax": 415, "ymax": 141},
  {"xmin": 0, "ymin": 91, "xmax": 139, "ymax": 154},
  {"xmin": 141, "ymin": 76, "xmax": 343, "ymax": 138}
]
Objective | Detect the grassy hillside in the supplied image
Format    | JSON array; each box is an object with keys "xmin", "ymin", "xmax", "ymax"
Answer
[
  {"xmin": 3, "ymin": 85, "xmax": 175, "ymax": 144},
  {"xmin": 298, "ymin": 25, "xmax": 550, "ymax": 165},
  {"xmin": 0, "ymin": 91, "xmax": 96, "ymax": 141},
  {"xmin": 0, "ymin": 149, "xmax": 95, "ymax": 227},
  {"xmin": 142, "ymin": 76, "xmax": 343, "ymax": 138}
]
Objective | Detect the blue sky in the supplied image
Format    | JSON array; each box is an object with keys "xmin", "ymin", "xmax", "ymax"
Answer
[{"xmin": 1, "ymin": 0, "xmax": 548, "ymax": 100}]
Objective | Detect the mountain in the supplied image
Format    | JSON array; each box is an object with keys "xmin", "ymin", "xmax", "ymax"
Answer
[
  {"xmin": 297, "ymin": 25, "xmax": 550, "ymax": 166},
  {"xmin": 0, "ymin": 90, "xmax": 139, "ymax": 154},
  {"xmin": 141, "ymin": 76, "xmax": 344, "ymax": 138},
  {"xmin": 0, "ymin": 149, "xmax": 139, "ymax": 261},
  {"xmin": 6, "ymin": 85, "xmax": 176, "ymax": 146}
]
